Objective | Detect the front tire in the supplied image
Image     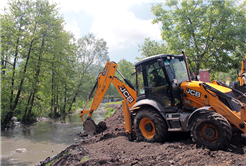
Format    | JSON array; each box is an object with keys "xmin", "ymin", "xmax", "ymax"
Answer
[
  {"xmin": 191, "ymin": 112, "xmax": 232, "ymax": 150},
  {"xmin": 134, "ymin": 107, "xmax": 169, "ymax": 142}
]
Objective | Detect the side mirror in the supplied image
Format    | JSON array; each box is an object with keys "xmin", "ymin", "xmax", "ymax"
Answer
[
  {"xmin": 158, "ymin": 59, "xmax": 164, "ymax": 68},
  {"xmin": 237, "ymin": 70, "xmax": 239, "ymax": 74}
]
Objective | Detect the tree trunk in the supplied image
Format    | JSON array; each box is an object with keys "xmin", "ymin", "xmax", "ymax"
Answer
[
  {"xmin": 26, "ymin": 37, "xmax": 44, "ymax": 122},
  {"xmin": 10, "ymin": 37, "xmax": 20, "ymax": 111},
  {"xmin": 26, "ymin": 93, "xmax": 35, "ymax": 123},
  {"xmin": 3, "ymin": 38, "xmax": 36, "ymax": 128},
  {"xmin": 22, "ymin": 93, "xmax": 33, "ymax": 122},
  {"xmin": 62, "ymin": 84, "xmax": 67, "ymax": 114},
  {"xmin": 12, "ymin": 38, "xmax": 35, "ymax": 111},
  {"xmin": 51, "ymin": 69, "xmax": 55, "ymax": 116},
  {"xmin": 67, "ymin": 85, "xmax": 80, "ymax": 113},
  {"xmin": 1, "ymin": 111, "xmax": 14, "ymax": 130},
  {"xmin": 66, "ymin": 63, "xmax": 92, "ymax": 113}
]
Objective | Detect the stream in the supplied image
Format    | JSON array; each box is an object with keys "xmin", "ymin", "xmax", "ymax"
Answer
[{"xmin": 1, "ymin": 108, "xmax": 104, "ymax": 166}]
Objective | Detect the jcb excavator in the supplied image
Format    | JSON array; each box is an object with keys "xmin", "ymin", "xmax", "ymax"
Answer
[{"xmin": 80, "ymin": 52, "xmax": 246, "ymax": 150}]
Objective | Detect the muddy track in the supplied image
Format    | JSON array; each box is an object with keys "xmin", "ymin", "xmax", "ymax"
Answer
[{"xmin": 39, "ymin": 104, "xmax": 246, "ymax": 166}]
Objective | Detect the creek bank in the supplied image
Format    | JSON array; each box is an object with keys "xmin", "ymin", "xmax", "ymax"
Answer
[
  {"xmin": 38, "ymin": 104, "xmax": 246, "ymax": 166},
  {"xmin": 6, "ymin": 103, "xmax": 107, "ymax": 131},
  {"xmin": 6, "ymin": 109, "xmax": 82, "ymax": 130}
]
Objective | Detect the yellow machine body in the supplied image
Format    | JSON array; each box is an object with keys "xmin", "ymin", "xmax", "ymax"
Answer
[
  {"xmin": 181, "ymin": 81, "xmax": 246, "ymax": 133},
  {"xmin": 79, "ymin": 54, "xmax": 246, "ymax": 149}
]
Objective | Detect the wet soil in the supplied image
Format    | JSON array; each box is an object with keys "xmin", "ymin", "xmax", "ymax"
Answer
[{"xmin": 39, "ymin": 104, "xmax": 246, "ymax": 166}]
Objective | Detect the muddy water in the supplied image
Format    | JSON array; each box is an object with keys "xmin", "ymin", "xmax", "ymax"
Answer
[{"xmin": 1, "ymin": 109, "xmax": 104, "ymax": 166}]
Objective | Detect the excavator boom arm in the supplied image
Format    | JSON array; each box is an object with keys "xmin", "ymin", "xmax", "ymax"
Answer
[
  {"xmin": 238, "ymin": 54, "xmax": 246, "ymax": 86},
  {"xmin": 79, "ymin": 61, "xmax": 137, "ymax": 135}
]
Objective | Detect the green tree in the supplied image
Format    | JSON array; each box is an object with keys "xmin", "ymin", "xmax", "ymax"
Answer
[
  {"xmin": 150, "ymin": 0, "xmax": 246, "ymax": 74},
  {"xmin": 104, "ymin": 59, "xmax": 136, "ymax": 99},
  {"xmin": 117, "ymin": 59, "xmax": 136, "ymax": 87},
  {"xmin": 1, "ymin": 0, "xmax": 75, "ymax": 128},
  {"xmin": 1, "ymin": 6, "xmax": 15, "ymax": 127},
  {"xmin": 66, "ymin": 33, "xmax": 109, "ymax": 113},
  {"xmin": 138, "ymin": 38, "xmax": 167, "ymax": 60},
  {"xmin": 210, "ymin": 69, "xmax": 238, "ymax": 83}
]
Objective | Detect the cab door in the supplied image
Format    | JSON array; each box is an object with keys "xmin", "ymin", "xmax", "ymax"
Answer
[{"xmin": 145, "ymin": 60, "xmax": 171, "ymax": 107}]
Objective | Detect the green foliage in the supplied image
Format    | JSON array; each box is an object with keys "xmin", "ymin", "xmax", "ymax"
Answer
[
  {"xmin": 138, "ymin": 38, "xmax": 167, "ymax": 60},
  {"xmin": 105, "ymin": 58, "xmax": 135, "ymax": 97},
  {"xmin": 210, "ymin": 52, "xmax": 242, "ymax": 82},
  {"xmin": 104, "ymin": 83, "xmax": 118, "ymax": 97},
  {"xmin": 1, "ymin": 0, "xmax": 109, "ymax": 129},
  {"xmin": 103, "ymin": 101, "xmax": 122, "ymax": 107},
  {"xmin": 210, "ymin": 69, "xmax": 238, "ymax": 82},
  {"xmin": 116, "ymin": 59, "xmax": 136, "ymax": 88},
  {"xmin": 149, "ymin": 0, "xmax": 246, "ymax": 74},
  {"xmin": 103, "ymin": 107, "xmax": 117, "ymax": 120},
  {"xmin": 68, "ymin": 33, "xmax": 109, "ymax": 113}
]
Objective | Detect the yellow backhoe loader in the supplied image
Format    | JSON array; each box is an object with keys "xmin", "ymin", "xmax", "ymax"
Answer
[{"xmin": 80, "ymin": 52, "xmax": 246, "ymax": 150}]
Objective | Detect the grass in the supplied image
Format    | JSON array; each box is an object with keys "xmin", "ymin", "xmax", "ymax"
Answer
[
  {"xmin": 80, "ymin": 156, "xmax": 90, "ymax": 162},
  {"xmin": 103, "ymin": 107, "xmax": 117, "ymax": 120},
  {"xmin": 102, "ymin": 101, "xmax": 122, "ymax": 120},
  {"xmin": 103, "ymin": 101, "xmax": 122, "ymax": 107}
]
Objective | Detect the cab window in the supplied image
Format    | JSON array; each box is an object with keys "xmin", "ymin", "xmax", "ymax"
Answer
[
  {"xmin": 136, "ymin": 65, "xmax": 144, "ymax": 95},
  {"xmin": 146, "ymin": 61, "xmax": 171, "ymax": 107}
]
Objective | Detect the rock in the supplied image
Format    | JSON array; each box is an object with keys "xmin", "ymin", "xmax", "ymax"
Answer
[
  {"xmin": 96, "ymin": 121, "xmax": 107, "ymax": 133},
  {"xmin": 39, "ymin": 157, "xmax": 51, "ymax": 165},
  {"xmin": 36, "ymin": 117, "xmax": 48, "ymax": 122},
  {"xmin": 14, "ymin": 121, "xmax": 22, "ymax": 127},
  {"xmin": 12, "ymin": 117, "xmax": 18, "ymax": 122},
  {"xmin": 78, "ymin": 133, "xmax": 88, "ymax": 137},
  {"xmin": 169, "ymin": 160, "xmax": 175, "ymax": 164}
]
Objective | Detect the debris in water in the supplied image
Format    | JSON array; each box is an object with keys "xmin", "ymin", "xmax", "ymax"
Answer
[{"xmin": 16, "ymin": 148, "xmax": 27, "ymax": 153}]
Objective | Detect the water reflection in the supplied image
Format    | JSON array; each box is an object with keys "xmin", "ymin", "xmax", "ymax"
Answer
[{"xmin": 1, "ymin": 108, "xmax": 104, "ymax": 166}]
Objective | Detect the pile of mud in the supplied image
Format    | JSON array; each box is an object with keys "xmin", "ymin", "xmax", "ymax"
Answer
[{"xmin": 39, "ymin": 104, "xmax": 246, "ymax": 166}]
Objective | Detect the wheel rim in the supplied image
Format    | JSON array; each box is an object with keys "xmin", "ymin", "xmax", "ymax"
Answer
[
  {"xmin": 200, "ymin": 124, "xmax": 218, "ymax": 141},
  {"xmin": 139, "ymin": 118, "xmax": 155, "ymax": 139}
]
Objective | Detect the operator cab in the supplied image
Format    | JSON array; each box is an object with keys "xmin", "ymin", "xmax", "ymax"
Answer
[{"xmin": 134, "ymin": 54, "xmax": 190, "ymax": 109}]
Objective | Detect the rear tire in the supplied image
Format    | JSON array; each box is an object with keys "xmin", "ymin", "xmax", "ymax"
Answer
[
  {"xmin": 191, "ymin": 112, "xmax": 232, "ymax": 150},
  {"xmin": 134, "ymin": 107, "xmax": 169, "ymax": 142}
]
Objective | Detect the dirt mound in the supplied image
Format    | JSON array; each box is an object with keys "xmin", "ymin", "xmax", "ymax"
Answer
[{"xmin": 39, "ymin": 104, "xmax": 246, "ymax": 166}]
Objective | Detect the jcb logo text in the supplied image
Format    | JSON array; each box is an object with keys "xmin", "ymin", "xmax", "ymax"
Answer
[
  {"xmin": 119, "ymin": 85, "xmax": 134, "ymax": 103},
  {"xmin": 186, "ymin": 88, "xmax": 201, "ymax": 98}
]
